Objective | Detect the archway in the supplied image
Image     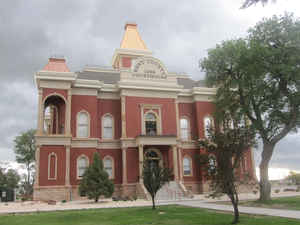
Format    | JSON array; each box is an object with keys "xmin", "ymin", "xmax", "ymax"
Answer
[
  {"xmin": 43, "ymin": 95, "xmax": 66, "ymax": 135},
  {"xmin": 144, "ymin": 148, "xmax": 163, "ymax": 168}
]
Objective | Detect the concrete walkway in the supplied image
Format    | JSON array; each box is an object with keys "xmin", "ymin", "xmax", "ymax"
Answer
[{"xmin": 176, "ymin": 200, "xmax": 300, "ymax": 220}]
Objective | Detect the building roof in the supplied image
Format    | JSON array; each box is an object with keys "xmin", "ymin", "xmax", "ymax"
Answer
[
  {"xmin": 177, "ymin": 77, "xmax": 207, "ymax": 89},
  {"xmin": 43, "ymin": 57, "xmax": 70, "ymax": 72},
  {"xmin": 77, "ymin": 70, "xmax": 120, "ymax": 84},
  {"xmin": 120, "ymin": 23, "xmax": 148, "ymax": 50},
  {"xmin": 77, "ymin": 69, "xmax": 207, "ymax": 88}
]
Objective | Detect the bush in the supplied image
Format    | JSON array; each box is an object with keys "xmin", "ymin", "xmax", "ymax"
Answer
[{"xmin": 274, "ymin": 189, "xmax": 280, "ymax": 193}]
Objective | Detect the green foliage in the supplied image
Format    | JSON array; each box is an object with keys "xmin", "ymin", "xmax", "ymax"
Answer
[
  {"xmin": 14, "ymin": 129, "xmax": 36, "ymax": 196},
  {"xmin": 201, "ymin": 13, "xmax": 300, "ymax": 201},
  {"xmin": 286, "ymin": 171, "xmax": 300, "ymax": 185},
  {"xmin": 78, "ymin": 152, "xmax": 114, "ymax": 202},
  {"xmin": 142, "ymin": 159, "xmax": 172, "ymax": 210},
  {"xmin": 0, "ymin": 168, "xmax": 20, "ymax": 190}
]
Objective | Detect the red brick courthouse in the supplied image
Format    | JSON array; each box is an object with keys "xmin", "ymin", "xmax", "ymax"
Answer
[{"xmin": 33, "ymin": 23, "xmax": 255, "ymax": 201}]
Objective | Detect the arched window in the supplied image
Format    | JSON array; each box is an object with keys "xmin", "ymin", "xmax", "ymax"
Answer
[
  {"xmin": 204, "ymin": 116, "xmax": 213, "ymax": 138},
  {"xmin": 48, "ymin": 152, "xmax": 57, "ymax": 180},
  {"xmin": 208, "ymin": 154, "xmax": 217, "ymax": 174},
  {"xmin": 183, "ymin": 156, "xmax": 192, "ymax": 176},
  {"xmin": 77, "ymin": 111, "xmax": 89, "ymax": 138},
  {"xmin": 102, "ymin": 114, "xmax": 114, "ymax": 139},
  {"xmin": 77, "ymin": 155, "xmax": 89, "ymax": 179},
  {"xmin": 180, "ymin": 117, "xmax": 190, "ymax": 140},
  {"xmin": 145, "ymin": 112, "xmax": 157, "ymax": 135},
  {"xmin": 103, "ymin": 156, "xmax": 114, "ymax": 179}
]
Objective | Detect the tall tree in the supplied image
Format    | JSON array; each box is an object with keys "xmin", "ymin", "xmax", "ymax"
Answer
[
  {"xmin": 142, "ymin": 159, "xmax": 172, "ymax": 210},
  {"xmin": 199, "ymin": 110, "xmax": 256, "ymax": 224},
  {"xmin": 14, "ymin": 129, "xmax": 36, "ymax": 196},
  {"xmin": 0, "ymin": 168, "xmax": 20, "ymax": 190},
  {"xmin": 200, "ymin": 14, "xmax": 300, "ymax": 201},
  {"xmin": 78, "ymin": 152, "xmax": 114, "ymax": 202}
]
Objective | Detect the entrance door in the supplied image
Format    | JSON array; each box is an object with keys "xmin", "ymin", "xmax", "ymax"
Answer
[{"xmin": 144, "ymin": 149, "xmax": 162, "ymax": 168}]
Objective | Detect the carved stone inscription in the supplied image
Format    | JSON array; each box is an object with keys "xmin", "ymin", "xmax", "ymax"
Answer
[{"xmin": 133, "ymin": 57, "xmax": 167, "ymax": 79}]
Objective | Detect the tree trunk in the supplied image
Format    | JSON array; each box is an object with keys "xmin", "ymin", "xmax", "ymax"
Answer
[
  {"xmin": 95, "ymin": 197, "xmax": 99, "ymax": 203},
  {"xmin": 151, "ymin": 195, "xmax": 156, "ymax": 210},
  {"xmin": 232, "ymin": 201, "xmax": 239, "ymax": 224},
  {"xmin": 259, "ymin": 142, "xmax": 275, "ymax": 201}
]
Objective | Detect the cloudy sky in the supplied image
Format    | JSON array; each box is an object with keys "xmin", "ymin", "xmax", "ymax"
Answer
[{"xmin": 0, "ymin": 0, "xmax": 300, "ymax": 174}]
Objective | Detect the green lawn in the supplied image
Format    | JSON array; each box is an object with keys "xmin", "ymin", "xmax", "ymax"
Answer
[
  {"xmin": 238, "ymin": 196, "xmax": 300, "ymax": 211},
  {"xmin": 0, "ymin": 205, "xmax": 300, "ymax": 225}
]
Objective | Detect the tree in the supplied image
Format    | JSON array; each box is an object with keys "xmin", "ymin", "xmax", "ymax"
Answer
[
  {"xmin": 142, "ymin": 159, "xmax": 172, "ymax": 210},
  {"xmin": 199, "ymin": 107, "xmax": 256, "ymax": 224},
  {"xmin": 286, "ymin": 171, "xmax": 300, "ymax": 185},
  {"xmin": 0, "ymin": 168, "xmax": 20, "ymax": 190},
  {"xmin": 78, "ymin": 152, "xmax": 114, "ymax": 202},
  {"xmin": 200, "ymin": 14, "xmax": 300, "ymax": 201},
  {"xmin": 14, "ymin": 129, "xmax": 36, "ymax": 196},
  {"xmin": 241, "ymin": 0, "xmax": 274, "ymax": 8}
]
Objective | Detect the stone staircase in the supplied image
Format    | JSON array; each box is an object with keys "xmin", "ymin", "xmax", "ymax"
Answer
[{"xmin": 155, "ymin": 181, "xmax": 191, "ymax": 201}]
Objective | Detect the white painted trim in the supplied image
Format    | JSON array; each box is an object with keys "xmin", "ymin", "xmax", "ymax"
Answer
[
  {"xmin": 103, "ymin": 155, "xmax": 115, "ymax": 179},
  {"xmin": 72, "ymin": 88, "xmax": 98, "ymax": 96},
  {"xmin": 48, "ymin": 152, "xmax": 57, "ymax": 180},
  {"xmin": 77, "ymin": 154, "xmax": 89, "ymax": 180},
  {"xmin": 76, "ymin": 110, "xmax": 91, "ymax": 138},
  {"xmin": 101, "ymin": 113, "xmax": 115, "ymax": 140},
  {"xmin": 183, "ymin": 155, "xmax": 193, "ymax": 177}
]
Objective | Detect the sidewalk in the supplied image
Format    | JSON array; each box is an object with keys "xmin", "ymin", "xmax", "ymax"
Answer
[{"xmin": 177, "ymin": 200, "xmax": 300, "ymax": 220}]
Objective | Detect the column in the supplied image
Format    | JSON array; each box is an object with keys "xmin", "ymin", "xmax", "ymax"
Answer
[
  {"xmin": 66, "ymin": 89, "xmax": 72, "ymax": 136},
  {"xmin": 175, "ymin": 99, "xmax": 180, "ymax": 138},
  {"xmin": 65, "ymin": 145, "xmax": 70, "ymax": 186},
  {"xmin": 37, "ymin": 89, "xmax": 44, "ymax": 135},
  {"xmin": 34, "ymin": 146, "xmax": 40, "ymax": 187},
  {"xmin": 139, "ymin": 144, "xmax": 143, "ymax": 183},
  {"xmin": 172, "ymin": 145, "xmax": 179, "ymax": 181},
  {"xmin": 121, "ymin": 95, "xmax": 127, "ymax": 138},
  {"xmin": 178, "ymin": 147, "xmax": 183, "ymax": 181},
  {"xmin": 122, "ymin": 147, "xmax": 127, "ymax": 184}
]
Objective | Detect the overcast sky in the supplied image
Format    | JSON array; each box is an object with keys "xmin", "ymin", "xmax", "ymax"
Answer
[{"xmin": 0, "ymin": 0, "xmax": 299, "ymax": 172}]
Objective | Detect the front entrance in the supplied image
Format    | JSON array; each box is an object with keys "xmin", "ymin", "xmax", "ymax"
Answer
[{"xmin": 144, "ymin": 148, "xmax": 163, "ymax": 168}]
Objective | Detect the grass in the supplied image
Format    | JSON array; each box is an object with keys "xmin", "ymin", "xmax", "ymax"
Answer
[
  {"xmin": 0, "ymin": 205, "xmax": 300, "ymax": 225},
  {"xmin": 237, "ymin": 196, "xmax": 300, "ymax": 211}
]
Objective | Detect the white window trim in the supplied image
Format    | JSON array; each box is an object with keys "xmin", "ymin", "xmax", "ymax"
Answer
[
  {"xmin": 180, "ymin": 116, "xmax": 191, "ymax": 141},
  {"xmin": 101, "ymin": 113, "xmax": 114, "ymax": 140},
  {"xmin": 77, "ymin": 155, "xmax": 89, "ymax": 180},
  {"xmin": 48, "ymin": 152, "xmax": 57, "ymax": 180},
  {"xmin": 183, "ymin": 155, "xmax": 193, "ymax": 177},
  {"xmin": 203, "ymin": 115, "xmax": 214, "ymax": 138},
  {"xmin": 141, "ymin": 107, "xmax": 162, "ymax": 135},
  {"xmin": 103, "ymin": 155, "xmax": 115, "ymax": 179},
  {"xmin": 76, "ymin": 110, "xmax": 90, "ymax": 138}
]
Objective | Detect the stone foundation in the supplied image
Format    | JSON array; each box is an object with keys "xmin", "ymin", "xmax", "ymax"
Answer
[
  {"xmin": 34, "ymin": 186, "xmax": 72, "ymax": 201},
  {"xmin": 183, "ymin": 182, "xmax": 203, "ymax": 194}
]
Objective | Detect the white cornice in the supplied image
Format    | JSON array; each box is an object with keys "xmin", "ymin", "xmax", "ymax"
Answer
[
  {"xmin": 35, "ymin": 71, "xmax": 77, "ymax": 81},
  {"xmin": 73, "ymin": 79, "xmax": 103, "ymax": 89},
  {"xmin": 71, "ymin": 138, "xmax": 99, "ymax": 148},
  {"xmin": 35, "ymin": 135, "xmax": 71, "ymax": 146}
]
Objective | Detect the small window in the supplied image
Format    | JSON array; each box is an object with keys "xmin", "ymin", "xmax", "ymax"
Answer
[
  {"xmin": 104, "ymin": 156, "xmax": 114, "ymax": 179},
  {"xmin": 183, "ymin": 156, "xmax": 192, "ymax": 176},
  {"xmin": 102, "ymin": 114, "xmax": 113, "ymax": 139},
  {"xmin": 77, "ymin": 112, "xmax": 89, "ymax": 138},
  {"xmin": 180, "ymin": 118, "xmax": 189, "ymax": 140},
  {"xmin": 145, "ymin": 112, "xmax": 157, "ymax": 135},
  {"xmin": 77, "ymin": 156, "xmax": 89, "ymax": 178},
  {"xmin": 204, "ymin": 116, "xmax": 213, "ymax": 138}
]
